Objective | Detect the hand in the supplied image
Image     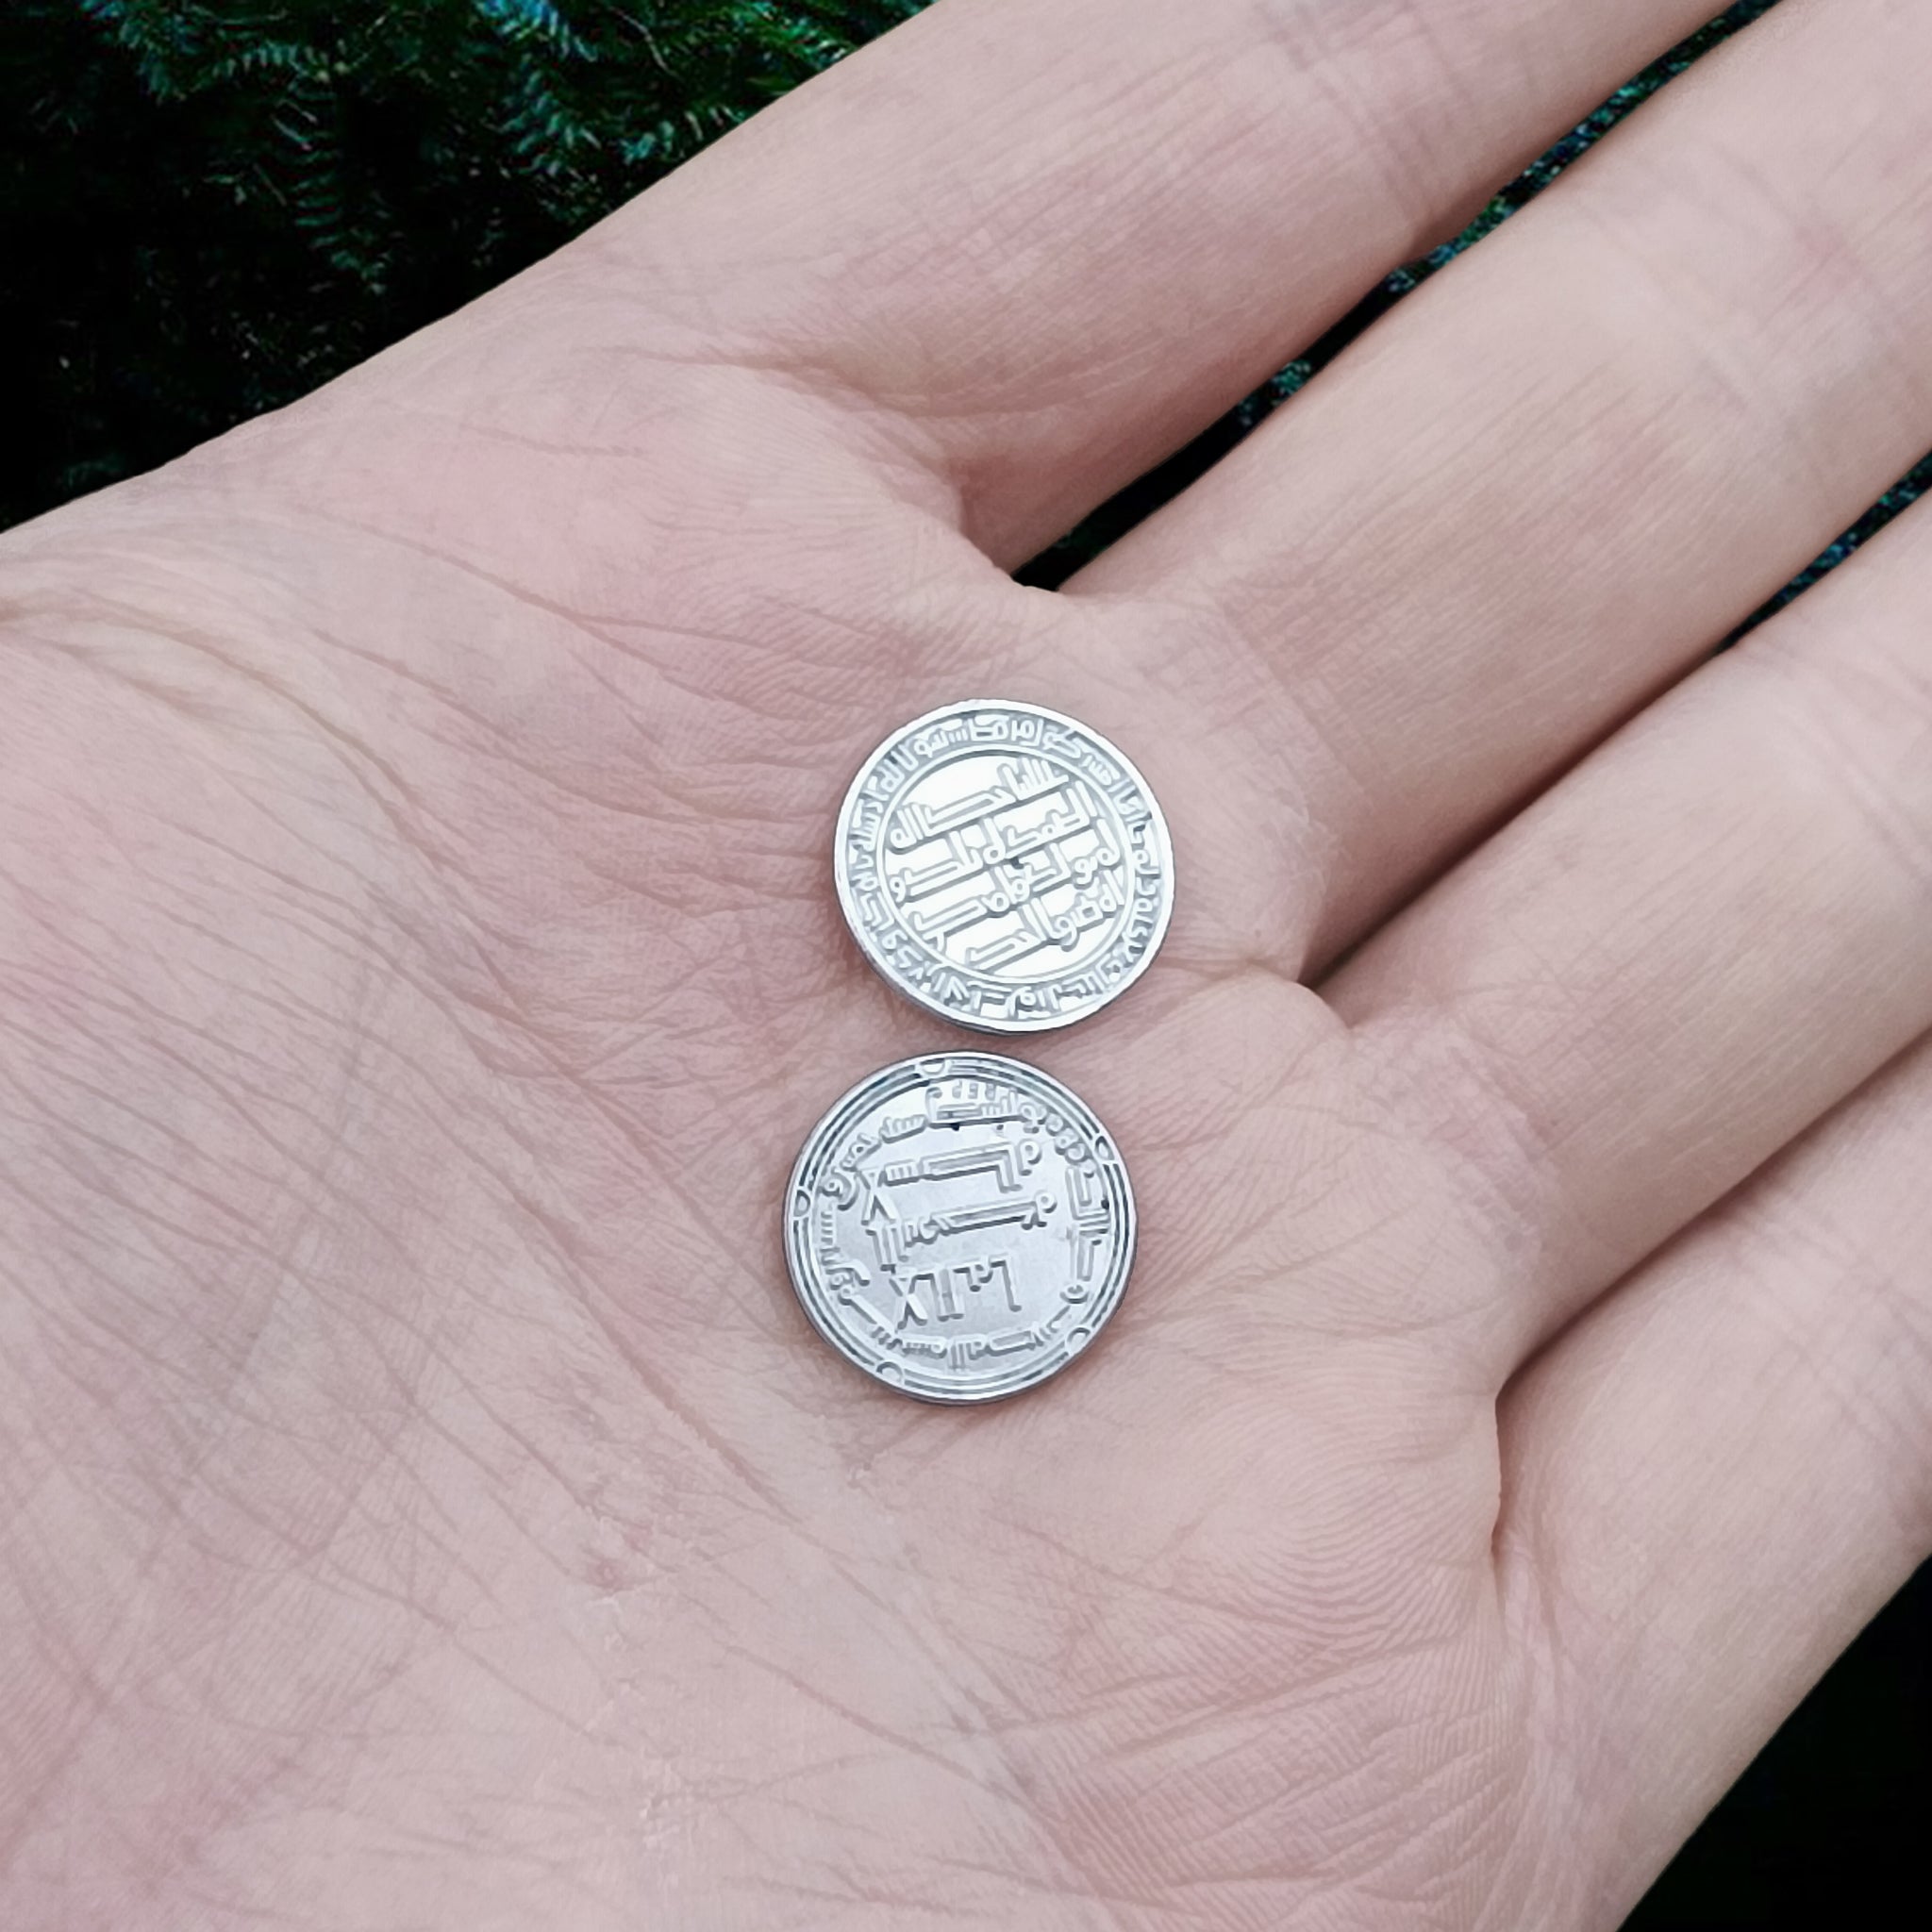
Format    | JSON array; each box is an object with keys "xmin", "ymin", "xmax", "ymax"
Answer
[{"xmin": 4, "ymin": 2, "xmax": 1929, "ymax": 1925}]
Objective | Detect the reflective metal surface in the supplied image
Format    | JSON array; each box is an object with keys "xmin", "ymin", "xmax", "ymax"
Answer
[
  {"xmin": 835, "ymin": 700, "xmax": 1174, "ymax": 1033},
  {"xmin": 784, "ymin": 1053, "xmax": 1136, "ymax": 1404}
]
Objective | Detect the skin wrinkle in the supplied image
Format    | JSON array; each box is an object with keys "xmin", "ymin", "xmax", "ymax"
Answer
[
  {"xmin": 1716, "ymin": 1179, "xmax": 1932, "ymax": 1541},
  {"xmin": 1348, "ymin": 1006, "xmax": 1583, "ymax": 1308},
  {"xmin": 496, "ymin": 304, "xmax": 968, "ymax": 499},
  {"xmin": 7, "ymin": 949, "xmax": 364, "ymax": 1179},
  {"xmin": 3, "ymin": 691, "xmax": 571, "ymax": 1907},
  {"xmin": 1481, "ymin": 1063, "xmax": 1932, "ymax": 1913},
  {"xmin": 1696, "ymin": 111, "xmax": 1932, "ymax": 429},
  {"xmin": 1113, "ymin": 595, "xmax": 1342, "ymax": 977},
  {"xmin": 4, "ymin": 592, "xmax": 267, "ymax": 732},
  {"xmin": 288, "ymin": 493, "xmax": 1033, "ymax": 770},
  {"xmin": 1562, "ymin": 193, "xmax": 1844, "ymax": 530},
  {"xmin": 873, "ymin": 1560, "xmax": 1148, "ymax": 1925},
  {"xmin": 159, "ymin": 1422, "xmax": 625, "ymax": 1901},
  {"xmin": 0, "ymin": 1352, "xmax": 292, "ymax": 1874},
  {"xmin": 0, "ymin": 1085, "xmax": 319, "ymax": 1396},
  {"xmin": 1275, "ymin": 0, "xmax": 1480, "ymax": 254},
  {"xmin": 25, "ymin": 573, "xmax": 432, "ymax": 836},
  {"xmin": 386, "ymin": 384, "xmax": 950, "ymax": 520},
  {"xmin": 1750, "ymin": 643, "xmax": 1932, "ymax": 904},
  {"xmin": 768, "ymin": 1514, "xmax": 1127, "ymax": 1922},
  {"xmin": 491, "ymin": 991, "xmax": 781, "ymax": 1306}
]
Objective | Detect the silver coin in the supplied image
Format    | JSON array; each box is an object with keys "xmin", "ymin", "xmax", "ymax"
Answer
[
  {"xmin": 784, "ymin": 1053, "xmax": 1136, "ymax": 1404},
  {"xmin": 834, "ymin": 699, "xmax": 1174, "ymax": 1033}
]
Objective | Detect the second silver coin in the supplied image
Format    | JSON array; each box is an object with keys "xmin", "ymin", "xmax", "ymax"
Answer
[
  {"xmin": 834, "ymin": 699, "xmax": 1174, "ymax": 1033},
  {"xmin": 784, "ymin": 1052, "xmax": 1136, "ymax": 1404}
]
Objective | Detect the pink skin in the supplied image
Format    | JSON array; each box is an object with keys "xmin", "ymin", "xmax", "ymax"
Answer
[{"xmin": 5, "ymin": 2, "xmax": 1932, "ymax": 1927}]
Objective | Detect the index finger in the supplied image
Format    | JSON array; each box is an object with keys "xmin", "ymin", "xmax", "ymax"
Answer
[{"xmin": 595, "ymin": 0, "xmax": 1763, "ymax": 563}]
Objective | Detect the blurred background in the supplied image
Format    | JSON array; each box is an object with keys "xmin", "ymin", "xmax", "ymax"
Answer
[{"xmin": 3, "ymin": 3, "xmax": 1926, "ymax": 1922}]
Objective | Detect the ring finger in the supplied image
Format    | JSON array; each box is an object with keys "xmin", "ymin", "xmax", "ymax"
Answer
[
  {"xmin": 1067, "ymin": 0, "xmax": 1932, "ymax": 974},
  {"xmin": 1329, "ymin": 488, "xmax": 1932, "ymax": 1370}
]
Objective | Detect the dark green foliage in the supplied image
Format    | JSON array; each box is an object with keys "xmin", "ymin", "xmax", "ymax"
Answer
[{"xmin": 2, "ymin": 1, "xmax": 924, "ymax": 526}]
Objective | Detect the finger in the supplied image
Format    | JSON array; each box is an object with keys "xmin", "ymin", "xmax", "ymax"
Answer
[
  {"xmin": 579, "ymin": 0, "xmax": 1746, "ymax": 562},
  {"xmin": 1328, "ymin": 492, "xmax": 1932, "ymax": 1364},
  {"xmin": 1491, "ymin": 1030, "xmax": 1932, "ymax": 1930},
  {"xmin": 1068, "ymin": 0, "xmax": 1932, "ymax": 967}
]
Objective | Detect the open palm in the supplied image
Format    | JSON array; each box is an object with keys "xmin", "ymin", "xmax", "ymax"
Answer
[{"xmin": 5, "ymin": 2, "xmax": 1931, "ymax": 1926}]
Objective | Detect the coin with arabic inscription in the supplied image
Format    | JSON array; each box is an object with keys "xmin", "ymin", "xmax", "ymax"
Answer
[
  {"xmin": 834, "ymin": 700, "xmax": 1174, "ymax": 1033},
  {"xmin": 784, "ymin": 1053, "xmax": 1137, "ymax": 1404}
]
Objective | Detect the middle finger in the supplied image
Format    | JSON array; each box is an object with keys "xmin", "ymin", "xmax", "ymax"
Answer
[{"xmin": 1071, "ymin": 0, "xmax": 1932, "ymax": 971}]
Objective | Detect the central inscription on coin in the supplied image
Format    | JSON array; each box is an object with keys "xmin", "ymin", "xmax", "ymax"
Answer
[
  {"xmin": 785, "ymin": 1055, "xmax": 1137, "ymax": 1403},
  {"xmin": 835, "ymin": 703, "xmax": 1174, "ymax": 1032}
]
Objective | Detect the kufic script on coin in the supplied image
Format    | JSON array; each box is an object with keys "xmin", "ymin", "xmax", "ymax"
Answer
[
  {"xmin": 784, "ymin": 1053, "xmax": 1137, "ymax": 1404},
  {"xmin": 834, "ymin": 700, "xmax": 1174, "ymax": 1033}
]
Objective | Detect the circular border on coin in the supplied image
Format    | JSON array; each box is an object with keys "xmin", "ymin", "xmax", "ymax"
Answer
[
  {"xmin": 833, "ymin": 699, "xmax": 1174, "ymax": 1034},
  {"xmin": 783, "ymin": 1052, "xmax": 1137, "ymax": 1405}
]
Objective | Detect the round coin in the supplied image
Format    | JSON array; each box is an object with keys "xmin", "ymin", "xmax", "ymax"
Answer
[
  {"xmin": 784, "ymin": 1052, "xmax": 1136, "ymax": 1404},
  {"xmin": 834, "ymin": 699, "xmax": 1174, "ymax": 1033}
]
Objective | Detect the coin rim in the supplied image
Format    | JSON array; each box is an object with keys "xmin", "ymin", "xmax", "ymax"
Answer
[
  {"xmin": 832, "ymin": 698, "xmax": 1175, "ymax": 1035},
  {"xmin": 782, "ymin": 1051, "xmax": 1138, "ymax": 1406}
]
